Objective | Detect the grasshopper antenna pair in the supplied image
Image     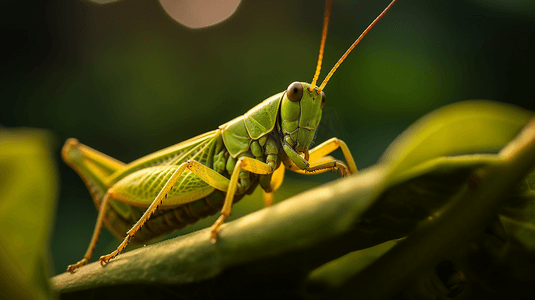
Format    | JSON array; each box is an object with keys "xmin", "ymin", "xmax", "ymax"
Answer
[{"xmin": 310, "ymin": 0, "xmax": 397, "ymax": 92}]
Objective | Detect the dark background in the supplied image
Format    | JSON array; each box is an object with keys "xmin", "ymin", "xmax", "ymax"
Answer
[{"xmin": 1, "ymin": 0, "xmax": 534, "ymax": 275}]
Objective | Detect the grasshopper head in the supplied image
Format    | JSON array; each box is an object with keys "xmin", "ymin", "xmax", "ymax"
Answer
[
  {"xmin": 279, "ymin": 0, "xmax": 397, "ymax": 163},
  {"xmin": 280, "ymin": 82, "xmax": 325, "ymax": 153}
]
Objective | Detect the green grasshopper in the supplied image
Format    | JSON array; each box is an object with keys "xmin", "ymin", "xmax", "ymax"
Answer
[{"xmin": 63, "ymin": 0, "xmax": 397, "ymax": 273}]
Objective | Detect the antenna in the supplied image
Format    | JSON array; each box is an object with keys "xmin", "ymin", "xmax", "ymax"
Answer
[
  {"xmin": 309, "ymin": 0, "xmax": 333, "ymax": 92},
  {"xmin": 318, "ymin": 0, "xmax": 398, "ymax": 91}
]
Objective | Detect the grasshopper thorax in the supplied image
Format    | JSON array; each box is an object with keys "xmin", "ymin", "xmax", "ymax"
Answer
[{"xmin": 280, "ymin": 82, "xmax": 325, "ymax": 153}]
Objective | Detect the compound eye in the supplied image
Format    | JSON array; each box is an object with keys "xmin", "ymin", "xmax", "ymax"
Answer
[
  {"xmin": 286, "ymin": 82, "xmax": 303, "ymax": 102},
  {"xmin": 320, "ymin": 90, "xmax": 326, "ymax": 108}
]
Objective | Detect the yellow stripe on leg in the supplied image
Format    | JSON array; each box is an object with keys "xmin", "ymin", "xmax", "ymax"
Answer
[
  {"xmin": 186, "ymin": 160, "xmax": 230, "ymax": 192},
  {"xmin": 239, "ymin": 157, "xmax": 274, "ymax": 174}
]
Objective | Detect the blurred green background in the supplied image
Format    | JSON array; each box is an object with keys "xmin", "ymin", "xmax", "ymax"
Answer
[{"xmin": 1, "ymin": 0, "xmax": 534, "ymax": 275}]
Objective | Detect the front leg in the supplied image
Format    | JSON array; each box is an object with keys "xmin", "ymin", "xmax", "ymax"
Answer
[
  {"xmin": 308, "ymin": 138, "xmax": 357, "ymax": 174},
  {"xmin": 284, "ymin": 137, "xmax": 358, "ymax": 176}
]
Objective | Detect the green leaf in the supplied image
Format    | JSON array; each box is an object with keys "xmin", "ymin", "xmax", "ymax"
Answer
[
  {"xmin": 305, "ymin": 239, "xmax": 403, "ymax": 292},
  {"xmin": 332, "ymin": 119, "xmax": 535, "ymax": 300},
  {"xmin": 501, "ymin": 192, "xmax": 535, "ymax": 250},
  {"xmin": 499, "ymin": 167, "xmax": 535, "ymax": 249},
  {"xmin": 0, "ymin": 129, "xmax": 58, "ymax": 300},
  {"xmin": 357, "ymin": 155, "xmax": 500, "ymax": 239},
  {"xmin": 381, "ymin": 100, "xmax": 532, "ymax": 181}
]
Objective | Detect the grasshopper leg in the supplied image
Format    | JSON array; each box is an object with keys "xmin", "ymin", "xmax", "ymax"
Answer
[
  {"xmin": 308, "ymin": 138, "xmax": 357, "ymax": 174},
  {"xmin": 261, "ymin": 162, "xmax": 285, "ymax": 207},
  {"xmin": 99, "ymin": 159, "xmax": 232, "ymax": 265},
  {"xmin": 67, "ymin": 193, "xmax": 111, "ymax": 273},
  {"xmin": 99, "ymin": 162, "xmax": 190, "ymax": 265},
  {"xmin": 63, "ymin": 138, "xmax": 129, "ymax": 272},
  {"xmin": 210, "ymin": 156, "xmax": 274, "ymax": 243},
  {"xmin": 286, "ymin": 138, "xmax": 357, "ymax": 176}
]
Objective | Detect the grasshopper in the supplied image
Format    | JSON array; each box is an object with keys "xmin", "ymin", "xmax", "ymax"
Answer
[{"xmin": 63, "ymin": 0, "xmax": 397, "ymax": 273}]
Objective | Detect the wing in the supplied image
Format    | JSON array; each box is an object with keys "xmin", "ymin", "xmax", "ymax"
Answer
[
  {"xmin": 106, "ymin": 129, "xmax": 221, "ymax": 185},
  {"xmin": 105, "ymin": 129, "xmax": 223, "ymax": 209},
  {"xmin": 109, "ymin": 165, "xmax": 215, "ymax": 208}
]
